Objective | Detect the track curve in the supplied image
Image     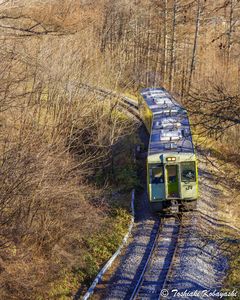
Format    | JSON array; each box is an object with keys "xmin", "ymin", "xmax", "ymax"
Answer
[{"xmin": 79, "ymin": 86, "xmax": 182, "ymax": 300}]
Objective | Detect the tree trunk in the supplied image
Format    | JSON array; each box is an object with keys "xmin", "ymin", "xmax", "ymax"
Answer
[
  {"xmin": 187, "ymin": 0, "xmax": 201, "ymax": 92},
  {"xmin": 169, "ymin": 0, "xmax": 177, "ymax": 91}
]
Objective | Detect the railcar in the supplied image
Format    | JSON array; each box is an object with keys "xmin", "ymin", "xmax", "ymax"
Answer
[{"xmin": 138, "ymin": 88, "xmax": 198, "ymax": 212}]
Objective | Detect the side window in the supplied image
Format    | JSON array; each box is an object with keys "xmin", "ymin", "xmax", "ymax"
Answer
[
  {"xmin": 181, "ymin": 162, "xmax": 196, "ymax": 182},
  {"xmin": 151, "ymin": 166, "xmax": 164, "ymax": 184}
]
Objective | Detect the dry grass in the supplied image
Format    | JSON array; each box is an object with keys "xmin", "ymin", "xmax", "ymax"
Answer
[{"xmin": 0, "ymin": 2, "xmax": 138, "ymax": 299}]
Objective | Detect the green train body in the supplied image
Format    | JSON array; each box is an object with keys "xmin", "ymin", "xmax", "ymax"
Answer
[{"xmin": 139, "ymin": 88, "xmax": 198, "ymax": 211}]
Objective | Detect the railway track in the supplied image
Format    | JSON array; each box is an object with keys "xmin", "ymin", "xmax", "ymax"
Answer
[
  {"xmin": 80, "ymin": 83, "xmax": 140, "ymax": 120},
  {"xmin": 129, "ymin": 215, "xmax": 182, "ymax": 300},
  {"xmin": 80, "ymin": 84, "xmax": 182, "ymax": 300}
]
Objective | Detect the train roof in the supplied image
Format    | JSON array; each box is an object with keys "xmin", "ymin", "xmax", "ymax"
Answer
[{"xmin": 141, "ymin": 88, "xmax": 195, "ymax": 155}]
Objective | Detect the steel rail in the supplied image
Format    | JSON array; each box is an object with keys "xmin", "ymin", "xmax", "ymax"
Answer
[
  {"xmin": 128, "ymin": 216, "xmax": 182, "ymax": 300},
  {"xmin": 158, "ymin": 215, "xmax": 182, "ymax": 300},
  {"xmin": 79, "ymin": 83, "xmax": 182, "ymax": 300},
  {"xmin": 129, "ymin": 219, "xmax": 162, "ymax": 300},
  {"xmin": 79, "ymin": 83, "xmax": 140, "ymax": 120}
]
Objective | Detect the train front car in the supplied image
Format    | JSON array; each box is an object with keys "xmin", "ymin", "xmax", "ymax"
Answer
[{"xmin": 139, "ymin": 88, "xmax": 198, "ymax": 212}]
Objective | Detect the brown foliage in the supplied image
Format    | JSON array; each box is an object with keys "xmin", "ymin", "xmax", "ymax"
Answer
[{"xmin": 0, "ymin": 1, "xmax": 137, "ymax": 299}]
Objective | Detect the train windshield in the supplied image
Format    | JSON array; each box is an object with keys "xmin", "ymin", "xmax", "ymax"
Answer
[
  {"xmin": 181, "ymin": 162, "xmax": 196, "ymax": 182},
  {"xmin": 150, "ymin": 165, "xmax": 164, "ymax": 184}
]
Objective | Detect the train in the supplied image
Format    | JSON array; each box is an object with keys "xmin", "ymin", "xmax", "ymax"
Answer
[{"xmin": 138, "ymin": 88, "xmax": 198, "ymax": 212}]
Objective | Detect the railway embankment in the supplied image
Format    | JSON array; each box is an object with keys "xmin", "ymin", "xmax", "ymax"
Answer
[
  {"xmin": 85, "ymin": 117, "xmax": 240, "ymax": 300},
  {"xmin": 155, "ymin": 145, "xmax": 240, "ymax": 299},
  {"xmin": 197, "ymin": 145, "xmax": 240, "ymax": 297}
]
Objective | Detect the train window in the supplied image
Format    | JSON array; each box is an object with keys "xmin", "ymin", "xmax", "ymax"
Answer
[
  {"xmin": 151, "ymin": 166, "xmax": 164, "ymax": 184},
  {"xmin": 167, "ymin": 165, "xmax": 177, "ymax": 183},
  {"xmin": 181, "ymin": 162, "xmax": 196, "ymax": 182}
]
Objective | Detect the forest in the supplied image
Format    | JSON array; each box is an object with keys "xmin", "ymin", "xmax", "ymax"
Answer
[{"xmin": 0, "ymin": 0, "xmax": 239, "ymax": 299}]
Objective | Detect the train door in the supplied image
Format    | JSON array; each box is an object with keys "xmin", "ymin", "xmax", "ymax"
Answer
[
  {"xmin": 150, "ymin": 165, "xmax": 165, "ymax": 201},
  {"xmin": 166, "ymin": 165, "xmax": 180, "ymax": 198}
]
